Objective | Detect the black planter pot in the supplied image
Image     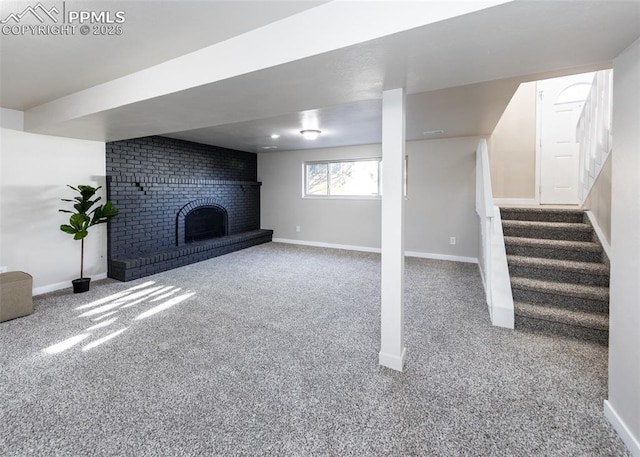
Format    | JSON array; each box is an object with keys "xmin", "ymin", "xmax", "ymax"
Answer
[{"xmin": 72, "ymin": 277, "xmax": 91, "ymax": 294}]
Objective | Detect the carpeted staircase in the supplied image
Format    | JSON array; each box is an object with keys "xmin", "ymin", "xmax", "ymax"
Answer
[{"xmin": 500, "ymin": 207, "xmax": 610, "ymax": 343}]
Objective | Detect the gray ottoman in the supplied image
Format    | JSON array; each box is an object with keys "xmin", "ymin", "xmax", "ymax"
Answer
[{"xmin": 0, "ymin": 271, "xmax": 33, "ymax": 322}]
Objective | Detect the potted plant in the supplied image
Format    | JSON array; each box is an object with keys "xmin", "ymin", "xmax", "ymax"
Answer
[{"xmin": 59, "ymin": 185, "xmax": 118, "ymax": 293}]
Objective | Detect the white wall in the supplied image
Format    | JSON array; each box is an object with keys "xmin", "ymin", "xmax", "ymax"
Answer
[
  {"xmin": 606, "ymin": 38, "xmax": 640, "ymax": 456},
  {"xmin": 489, "ymin": 82, "xmax": 537, "ymax": 200},
  {"xmin": 0, "ymin": 108, "xmax": 107, "ymax": 294},
  {"xmin": 583, "ymin": 152, "xmax": 612, "ymax": 245},
  {"xmin": 259, "ymin": 143, "xmax": 382, "ymax": 249},
  {"xmin": 258, "ymin": 136, "xmax": 480, "ymax": 261},
  {"xmin": 405, "ymin": 137, "xmax": 479, "ymax": 260}
]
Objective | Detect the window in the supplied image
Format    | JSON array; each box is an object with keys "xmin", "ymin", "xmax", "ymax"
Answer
[
  {"xmin": 304, "ymin": 159, "xmax": 381, "ymax": 197},
  {"xmin": 555, "ymin": 82, "xmax": 592, "ymax": 104}
]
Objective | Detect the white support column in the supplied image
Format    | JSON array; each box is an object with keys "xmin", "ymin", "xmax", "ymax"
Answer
[{"xmin": 379, "ymin": 88, "xmax": 406, "ymax": 371}]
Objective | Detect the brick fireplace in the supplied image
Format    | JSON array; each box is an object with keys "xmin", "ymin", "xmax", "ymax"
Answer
[{"xmin": 105, "ymin": 136, "xmax": 272, "ymax": 281}]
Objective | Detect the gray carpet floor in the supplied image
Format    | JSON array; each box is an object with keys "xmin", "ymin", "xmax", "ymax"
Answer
[{"xmin": 0, "ymin": 242, "xmax": 630, "ymax": 456}]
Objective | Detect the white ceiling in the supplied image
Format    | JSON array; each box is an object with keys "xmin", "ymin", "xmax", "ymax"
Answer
[
  {"xmin": 166, "ymin": 76, "xmax": 526, "ymax": 151},
  {"xmin": 0, "ymin": 0, "xmax": 329, "ymax": 110},
  {"xmin": 1, "ymin": 1, "xmax": 639, "ymax": 153}
]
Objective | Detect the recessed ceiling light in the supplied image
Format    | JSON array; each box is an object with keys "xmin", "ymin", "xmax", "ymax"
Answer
[
  {"xmin": 270, "ymin": 134, "xmax": 280, "ymax": 139},
  {"xmin": 300, "ymin": 129, "xmax": 321, "ymax": 140},
  {"xmin": 262, "ymin": 146, "xmax": 278, "ymax": 150},
  {"xmin": 423, "ymin": 129, "xmax": 444, "ymax": 135}
]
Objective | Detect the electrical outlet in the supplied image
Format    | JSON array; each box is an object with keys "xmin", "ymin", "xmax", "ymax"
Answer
[
  {"xmin": 449, "ymin": 237, "xmax": 456, "ymax": 245},
  {"xmin": 295, "ymin": 225, "xmax": 301, "ymax": 233}
]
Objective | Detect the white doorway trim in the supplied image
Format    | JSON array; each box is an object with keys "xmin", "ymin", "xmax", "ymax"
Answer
[
  {"xmin": 536, "ymin": 73, "xmax": 595, "ymax": 205},
  {"xmin": 534, "ymin": 80, "xmax": 542, "ymax": 205}
]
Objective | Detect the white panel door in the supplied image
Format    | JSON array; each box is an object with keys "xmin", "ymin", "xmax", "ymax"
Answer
[{"xmin": 539, "ymin": 73, "xmax": 595, "ymax": 204}]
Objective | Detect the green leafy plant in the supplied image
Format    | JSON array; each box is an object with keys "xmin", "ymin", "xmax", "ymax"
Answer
[{"xmin": 59, "ymin": 185, "xmax": 118, "ymax": 279}]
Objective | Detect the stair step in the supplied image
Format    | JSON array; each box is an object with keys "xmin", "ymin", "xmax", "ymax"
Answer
[
  {"xmin": 511, "ymin": 277, "xmax": 609, "ymax": 301},
  {"xmin": 510, "ymin": 277, "xmax": 609, "ymax": 313},
  {"xmin": 514, "ymin": 301, "xmax": 609, "ymax": 331},
  {"xmin": 500, "ymin": 207, "xmax": 585, "ymax": 223},
  {"xmin": 507, "ymin": 255, "xmax": 609, "ymax": 287},
  {"xmin": 504, "ymin": 236, "xmax": 603, "ymax": 263},
  {"xmin": 502, "ymin": 220, "xmax": 593, "ymax": 242},
  {"xmin": 501, "ymin": 208, "xmax": 609, "ymax": 344},
  {"xmin": 515, "ymin": 315, "xmax": 608, "ymax": 344}
]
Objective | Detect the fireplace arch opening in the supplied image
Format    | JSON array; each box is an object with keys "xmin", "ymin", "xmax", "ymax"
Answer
[
  {"xmin": 177, "ymin": 199, "xmax": 228, "ymax": 246},
  {"xmin": 184, "ymin": 206, "xmax": 227, "ymax": 243}
]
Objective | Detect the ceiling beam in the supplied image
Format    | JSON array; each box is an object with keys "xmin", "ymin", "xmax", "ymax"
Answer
[{"xmin": 24, "ymin": 0, "xmax": 511, "ymax": 139}]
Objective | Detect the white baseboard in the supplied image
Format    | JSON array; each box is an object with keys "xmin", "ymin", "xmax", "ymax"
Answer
[
  {"xmin": 379, "ymin": 348, "xmax": 406, "ymax": 372},
  {"xmin": 604, "ymin": 400, "xmax": 640, "ymax": 457},
  {"xmin": 272, "ymin": 238, "xmax": 380, "ymax": 253},
  {"xmin": 585, "ymin": 210, "xmax": 612, "ymax": 260},
  {"xmin": 493, "ymin": 198, "xmax": 538, "ymax": 206},
  {"xmin": 272, "ymin": 239, "xmax": 478, "ymax": 264},
  {"xmin": 33, "ymin": 272, "xmax": 108, "ymax": 296},
  {"xmin": 405, "ymin": 251, "xmax": 478, "ymax": 264}
]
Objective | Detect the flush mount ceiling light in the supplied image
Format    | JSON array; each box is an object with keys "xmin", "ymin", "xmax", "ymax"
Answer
[
  {"xmin": 270, "ymin": 134, "xmax": 280, "ymax": 139},
  {"xmin": 300, "ymin": 129, "xmax": 321, "ymax": 140}
]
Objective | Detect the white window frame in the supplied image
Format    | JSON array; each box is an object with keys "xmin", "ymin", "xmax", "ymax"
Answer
[{"xmin": 303, "ymin": 158, "xmax": 382, "ymax": 199}]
